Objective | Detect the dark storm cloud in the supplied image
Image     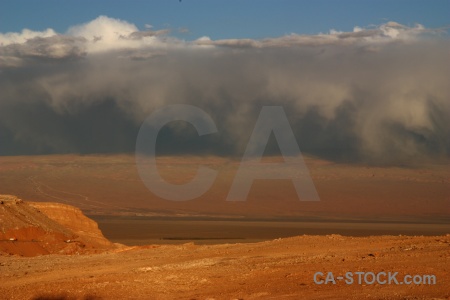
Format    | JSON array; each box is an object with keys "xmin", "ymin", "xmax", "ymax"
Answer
[{"xmin": 0, "ymin": 16, "xmax": 449, "ymax": 165}]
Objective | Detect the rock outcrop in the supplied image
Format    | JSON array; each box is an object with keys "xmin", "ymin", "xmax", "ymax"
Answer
[
  {"xmin": 0, "ymin": 195, "xmax": 113, "ymax": 256},
  {"xmin": 30, "ymin": 201, "xmax": 112, "ymax": 248}
]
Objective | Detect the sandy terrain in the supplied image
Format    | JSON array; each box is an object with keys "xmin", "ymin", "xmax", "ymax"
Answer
[
  {"xmin": 1, "ymin": 234, "xmax": 449, "ymax": 299},
  {"xmin": 0, "ymin": 155, "xmax": 448, "ymax": 220},
  {"xmin": 0, "ymin": 197, "xmax": 448, "ymax": 299},
  {"xmin": 0, "ymin": 153, "xmax": 448, "ymax": 299}
]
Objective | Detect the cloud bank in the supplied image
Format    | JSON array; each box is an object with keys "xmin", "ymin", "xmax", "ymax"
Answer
[{"xmin": 1, "ymin": 16, "xmax": 449, "ymax": 165}]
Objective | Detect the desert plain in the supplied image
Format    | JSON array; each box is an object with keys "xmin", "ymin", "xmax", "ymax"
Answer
[{"xmin": 0, "ymin": 154, "xmax": 449, "ymax": 299}]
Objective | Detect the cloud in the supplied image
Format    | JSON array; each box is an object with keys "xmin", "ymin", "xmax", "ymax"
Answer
[
  {"xmin": 67, "ymin": 15, "xmax": 137, "ymax": 47},
  {"xmin": 195, "ymin": 21, "xmax": 441, "ymax": 48},
  {"xmin": 0, "ymin": 28, "xmax": 57, "ymax": 46},
  {"xmin": 0, "ymin": 35, "xmax": 86, "ymax": 65},
  {"xmin": 0, "ymin": 17, "xmax": 449, "ymax": 165},
  {"xmin": 66, "ymin": 15, "xmax": 172, "ymax": 53}
]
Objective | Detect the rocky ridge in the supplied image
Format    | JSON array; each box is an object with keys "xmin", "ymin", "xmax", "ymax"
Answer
[{"xmin": 0, "ymin": 195, "xmax": 114, "ymax": 256}]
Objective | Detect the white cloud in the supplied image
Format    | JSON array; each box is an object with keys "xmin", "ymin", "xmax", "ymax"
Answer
[
  {"xmin": 0, "ymin": 28, "xmax": 57, "ymax": 46},
  {"xmin": 67, "ymin": 15, "xmax": 139, "ymax": 52},
  {"xmin": 0, "ymin": 17, "xmax": 440, "ymax": 59},
  {"xmin": 65, "ymin": 15, "xmax": 175, "ymax": 53},
  {"xmin": 329, "ymin": 29, "xmax": 342, "ymax": 35},
  {"xmin": 380, "ymin": 21, "xmax": 405, "ymax": 38}
]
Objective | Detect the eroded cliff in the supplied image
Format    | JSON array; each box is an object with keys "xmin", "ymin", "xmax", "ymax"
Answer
[{"xmin": 0, "ymin": 195, "xmax": 113, "ymax": 256}]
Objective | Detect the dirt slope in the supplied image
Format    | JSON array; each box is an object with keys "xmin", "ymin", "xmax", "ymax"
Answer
[
  {"xmin": 30, "ymin": 201, "xmax": 112, "ymax": 248},
  {"xmin": 0, "ymin": 195, "xmax": 113, "ymax": 256}
]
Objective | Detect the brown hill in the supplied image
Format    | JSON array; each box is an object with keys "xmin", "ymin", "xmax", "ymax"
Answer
[{"xmin": 0, "ymin": 195, "xmax": 114, "ymax": 256}]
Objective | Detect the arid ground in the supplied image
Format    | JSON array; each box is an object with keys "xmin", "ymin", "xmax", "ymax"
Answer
[
  {"xmin": 0, "ymin": 154, "xmax": 448, "ymax": 219},
  {"xmin": 0, "ymin": 155, "xmax": 449, "ymax": 299},
  {"xmin": 1, "ymin": 232, "xmax": 449, "ymax": 299}
]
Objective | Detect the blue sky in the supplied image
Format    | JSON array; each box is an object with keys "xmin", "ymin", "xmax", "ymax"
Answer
[{"xmin": 1, "ymin": 0, "xmax": 449, "ymax": 39}]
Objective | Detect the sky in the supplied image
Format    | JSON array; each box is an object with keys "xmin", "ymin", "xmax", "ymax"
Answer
[
  {"xmin": 0, "ymin": 1, "xmax": 449, "ymax": 165},
  {"xmin": 1, "ymin": 0, "xmax": 449, "ymax": 39}
]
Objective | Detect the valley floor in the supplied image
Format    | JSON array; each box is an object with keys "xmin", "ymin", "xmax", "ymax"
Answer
[{"xmin": 1, "ymin": 234, "xmax": 449, "ymax": 299}]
